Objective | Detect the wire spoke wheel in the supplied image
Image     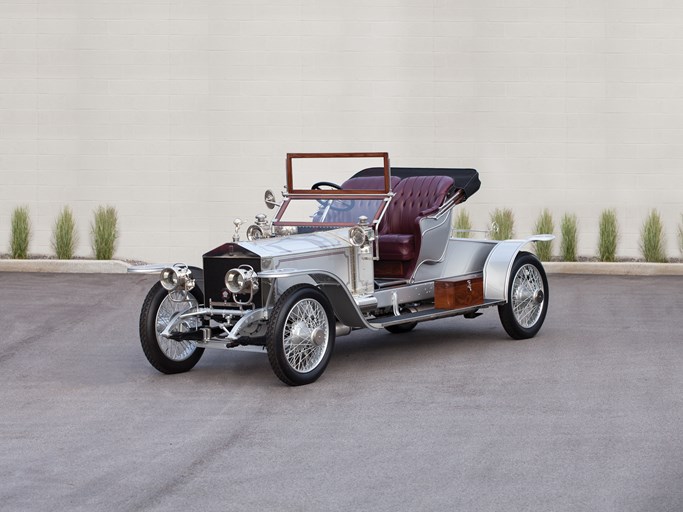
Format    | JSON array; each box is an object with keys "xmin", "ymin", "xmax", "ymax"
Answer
[
  {"xmin": 498, "ymin": 252, "xmax": 549, "ymax": 340},
  {"xmin": 510, "ymin": 264, "xmax": 544, "ymax": 328},
  {"xmin": 155, "ymin": 290, "xmax": 200, "ymax": 362},
  {"xmin": 267, "ymin": 285, "xmax": 335, "ymax": 386},
  {"xmin": 283, "ymin": 298, "xmax": 329, "ymax": 372},
  {"xmin": 139, "ymin": 283, "xmax": 205, "ymax": 374}
]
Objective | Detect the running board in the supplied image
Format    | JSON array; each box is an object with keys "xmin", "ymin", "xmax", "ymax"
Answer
[{"xmin": 368, "ymin": 299, "xmax": 504, "ymax": 328}]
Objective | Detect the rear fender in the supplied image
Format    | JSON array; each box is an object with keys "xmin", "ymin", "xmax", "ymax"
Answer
[{"xmin": 483, "ymin": 235, "xmax": 553, "ymax": 302}]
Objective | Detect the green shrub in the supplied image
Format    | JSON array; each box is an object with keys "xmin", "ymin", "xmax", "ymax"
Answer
[
  {"xmin": 560, "ymin": 213, "xmax": 578, "ymax": 261},
  {"xmin": 639, "ymin": 209, "xmax": 667, "ymax": 262},
  {"xmin": 91, "ymin": 206, "xmax": 119, "ymax": 260},
  {"xmin": 10, "ymin": 206, "xmax": 31, "ymax": 259},
  {"xmin": 534, "ymin": 209, "xmax": 554, "ymax": 261},
  {"xmin": 489, "ymin": 208, "xmax": 515, "ymax": 241},
  {"xmin": 453, "ymin": 209, "xmax": 472, "ymax": 238},
  {"xmin": 597, "ymin": 209, "xmax": 619, "ymax": 262},
  {"xmin": 51, "ymin": 206, "xmax": 78, "ymax": 259}
]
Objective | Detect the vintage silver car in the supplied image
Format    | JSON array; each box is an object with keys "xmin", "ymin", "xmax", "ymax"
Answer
[{"xmin": 130, "ymin": 152, "xmax": 553, "ymax": 385}]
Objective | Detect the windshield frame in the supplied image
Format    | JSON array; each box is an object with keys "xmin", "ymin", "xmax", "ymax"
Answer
[
  {"xmin": 273, "ymin": 193, "xmax": 391, "ymax": 228},
  {"xmin": 285, "ymin": 152, "xmax": 391, "ymax": 195},
  {"xmin": 272, "ymin": 152, "xmax": 393, "ymax": 229}
]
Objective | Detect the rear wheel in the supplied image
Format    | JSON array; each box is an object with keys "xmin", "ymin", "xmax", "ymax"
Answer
[
  {"xmin": 266, "ymin": 285, "xmax": 335, "ymax": 386},
  {"xmin": 139, "ymin": 282, "xmax": 205, "ymax": 374},
  {"xmin": 498, "ymin": 252, "xmax": 549, "ymax": 339}
]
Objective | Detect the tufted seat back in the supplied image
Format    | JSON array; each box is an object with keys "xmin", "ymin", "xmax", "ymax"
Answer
[
  {"xmin": 380, "ymin": 175, "xmax": 454, "ymax": 235},
  {"xmin": 375, "ymin": 175, "xmax": 455, "ymax": 279}
]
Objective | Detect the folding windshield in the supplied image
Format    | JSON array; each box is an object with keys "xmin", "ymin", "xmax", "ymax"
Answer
[
  {"xmin": 285, "ymin": 152, "xmax": 391, "ymax": 194},
  {"xmin": 273, "ymin": 153, "xmax": 392, "ymax": 228},
  {"xmin": 276, "ymin": 196, "xmax": 388, "ymax": 226}
]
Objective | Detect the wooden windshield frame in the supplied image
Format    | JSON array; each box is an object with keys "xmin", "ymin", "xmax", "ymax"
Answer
[{"xmin": 286, "ymin": 152, "xmax": 391, "ymax": 195}]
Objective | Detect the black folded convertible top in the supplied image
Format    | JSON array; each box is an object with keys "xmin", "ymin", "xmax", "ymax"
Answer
[{"xmin": 352, "ymin": 167, "xmax": 481, "ymax": 201}]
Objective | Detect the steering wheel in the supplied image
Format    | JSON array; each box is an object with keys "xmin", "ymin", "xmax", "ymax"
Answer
[
  {"xmin": 311, "ymin": 181, "xmax": 354, "ymax": 212},
  {"xmin": 312, "ymin": 181, "xmax": 342, "ymax": 191}
]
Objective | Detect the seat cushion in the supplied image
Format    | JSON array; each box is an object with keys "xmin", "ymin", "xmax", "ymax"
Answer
[{"xmin": 378, "ymin": 234, "xmax": 415, "ymax": 261}]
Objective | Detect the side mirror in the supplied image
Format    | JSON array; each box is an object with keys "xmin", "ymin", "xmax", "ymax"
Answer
[{"xmin": 264, "ymin": 190, "xmax": 280, "ymax": 210}]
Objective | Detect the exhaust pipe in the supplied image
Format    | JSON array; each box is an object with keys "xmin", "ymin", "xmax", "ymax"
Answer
[{"xmin": 335, "ymin": 323, "xmax": 352, "ymax": 337}]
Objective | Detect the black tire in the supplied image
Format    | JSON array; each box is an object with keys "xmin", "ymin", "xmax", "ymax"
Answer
[
  {"xmin": 384, "ymin": 322, "xmax": 418, "ymax": 334},
  {"xmin": 139, "ymin": 282, "xmax": 205, "ymax": 374},
  {"xmin": 266, "ymin": 285, "xmax": 335, "ymax": 386},
  {"xmin": 498, "ymin": 252, "xmax": 549, "ymax": 340}
]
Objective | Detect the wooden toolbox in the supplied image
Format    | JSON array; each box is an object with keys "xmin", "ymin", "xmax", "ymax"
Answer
[{"xmin": 434, "ymin": 273, "xmax": 484, "ymax": 310}]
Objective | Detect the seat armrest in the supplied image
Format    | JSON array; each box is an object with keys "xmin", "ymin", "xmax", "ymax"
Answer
[{"xmin": 418, "ymin": 204, "xmax": 441, "ymax": 218}]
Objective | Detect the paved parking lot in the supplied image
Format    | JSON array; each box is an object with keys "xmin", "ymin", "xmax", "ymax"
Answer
[{"xmin": 1, "ymin": 272, "xmax": 682, "ymax": 512}]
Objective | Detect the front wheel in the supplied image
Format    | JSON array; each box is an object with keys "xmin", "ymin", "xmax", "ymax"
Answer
[
  {"xmin": 266, "ymin": 285, "xmax": 335, "ymax": 386},
  {"xmin": 139, "ymin": 282, "xmax": 205, "ymax": 374},
  {"xmin": 498, "ymin": 252, "xmax": 549, "ymax": 340}
]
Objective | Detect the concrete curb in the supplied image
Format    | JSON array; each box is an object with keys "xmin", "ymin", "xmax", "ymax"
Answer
[
  {"xmin": 544, "ymin": 261, "xmax": 683, "ymax": 276},
  {"xmin": 1, "ymin": 259, "xmax": 682, "ymax": 276},
  {"xmin": 0, "ymin": 259, "xmax": 131, "ymax": 274}
]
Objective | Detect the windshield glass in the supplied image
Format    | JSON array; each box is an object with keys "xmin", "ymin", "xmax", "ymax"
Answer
[{"xmin": 275, "ymin": 196, "xmax": 388, "ymax": 227}]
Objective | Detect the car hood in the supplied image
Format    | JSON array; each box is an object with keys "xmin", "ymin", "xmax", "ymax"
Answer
[{"xmin": 235, "ymin": 228, "xmax": 353, "ymax": 259}]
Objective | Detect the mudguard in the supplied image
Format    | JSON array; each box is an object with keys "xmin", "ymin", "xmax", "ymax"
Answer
[
  {"xmin": 483, "ymin": 235, "xmax": 554, "ymax": 302},
  {"xmin": 257, "ymin": 269, "xmax": 377, "ymax": 330}
]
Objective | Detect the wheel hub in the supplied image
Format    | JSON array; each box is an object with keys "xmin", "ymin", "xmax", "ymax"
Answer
[
  {"xmin": 533, "ymin": 289, "xmax": 544, "ymax": 304},
  {"xmin": 311, "ymin": 327, "xmax": 326, "ymax": 346},
  {"xmin": 290, "ymin": 321, "xmax": 311, "ymax": 343}
]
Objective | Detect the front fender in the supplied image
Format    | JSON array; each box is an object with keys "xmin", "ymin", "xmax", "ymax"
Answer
[
  {"xmin": 258, "ymin": 269, "xmax": 377, "ymax": 330},
  {"xmin": 483, "ymin": 235, "xmax": 553, "ymax": 302}
]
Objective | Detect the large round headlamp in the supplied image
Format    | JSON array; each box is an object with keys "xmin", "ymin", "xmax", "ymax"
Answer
[
  {"xmin": 160, "ymin": 265, "xmax": 195, "ymax": 291},
  {"xmin": 225, "ymin": 266, "xmax": 258, "ymax": 295},
  {"xmin": 246, "ymin": 224, "xmax": 265, "ymax": 241},
  {"xmin": 349, "ymin": 226, "xmax": 368, "ymax": 247},
  {"xmin": 160, "ymin": 267, "xmax": 178, "ymax": 290}
]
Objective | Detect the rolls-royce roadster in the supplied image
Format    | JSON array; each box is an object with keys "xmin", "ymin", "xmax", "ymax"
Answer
[{"xmin": 130, "ymin": 152, "xmax": 553, "ymax": 386}]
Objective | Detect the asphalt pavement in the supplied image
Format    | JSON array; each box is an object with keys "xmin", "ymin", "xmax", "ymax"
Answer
[{"xmin": 0, "ymin": 272, "xmax": 682, "ymax": 512}]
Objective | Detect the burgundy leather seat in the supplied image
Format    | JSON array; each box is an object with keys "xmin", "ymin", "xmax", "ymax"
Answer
[{"xmin": 376, "ymin": 175, "xmax": 455, "ymax": 278}]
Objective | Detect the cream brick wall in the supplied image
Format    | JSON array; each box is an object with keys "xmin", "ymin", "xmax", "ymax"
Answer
[{"xmin": 2, "ymin": 0, "xmax": 683, "ymax": 266}]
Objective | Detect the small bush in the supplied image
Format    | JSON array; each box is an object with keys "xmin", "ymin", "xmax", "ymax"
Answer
[
  {"xmin": 639, "ymin": 209, "xmax": 667, "ymax": 263},
  {"xmin": 534, "ymin": 209, "xmax": 554, "ymax": 261},
  {"xmin": 489, "ymin": 208, "xmax": 515, "ymax": 241},
  {"xmin": 560, "ymin": 213, "xmax": 578, "ymax": 261},
  {"xmin": 598, "ymin": 209, "xmax": 619, "ymax": 262},
  {"xmin": 51, "ymin": 206, "xmax": 78, "ymax": 259},
  {"xmin": 453, "ymin": 209, "xmax": 472, "ymax": 238},
  {"xmin": 91, "ymin": 206, "xmax": 119, "ymax": 260},
  {"xmin": 10, "ymin": 206, "xmax": 31, "ymax": 259}
]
